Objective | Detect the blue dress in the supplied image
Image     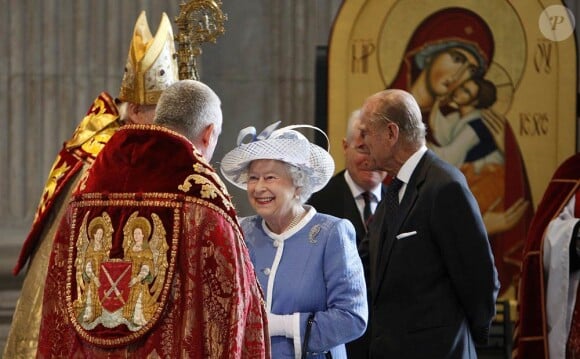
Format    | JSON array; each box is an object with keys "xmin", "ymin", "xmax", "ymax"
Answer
[{"xmin": 241, "ymin": 206, "xmax": 368, "ymax": 358}]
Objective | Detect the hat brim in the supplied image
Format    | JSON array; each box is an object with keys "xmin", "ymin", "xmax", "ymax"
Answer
[{"xmin": 220, "ymin": 138, "xmax": 334, "ymax": 193}]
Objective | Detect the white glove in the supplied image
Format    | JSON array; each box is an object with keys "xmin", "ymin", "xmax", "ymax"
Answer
[{"xmin": 267, "ymin": 312, "xmax": 294, "ymax": 338}]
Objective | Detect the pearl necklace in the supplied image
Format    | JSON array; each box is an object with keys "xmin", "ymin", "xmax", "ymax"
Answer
[{"xmin": 285, "ymin": 208, "xmax": 306, "ymax": 232}]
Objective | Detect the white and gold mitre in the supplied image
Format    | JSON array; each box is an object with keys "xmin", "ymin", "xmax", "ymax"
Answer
[{"xmin": 118, "ymin": 11, "xmax": 179, "ymax": 105}]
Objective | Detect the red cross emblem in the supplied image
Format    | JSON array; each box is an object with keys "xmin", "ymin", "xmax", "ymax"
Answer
[{"xmin": 99, "ymin": 261, "xmax": 132, "ymax": 312}]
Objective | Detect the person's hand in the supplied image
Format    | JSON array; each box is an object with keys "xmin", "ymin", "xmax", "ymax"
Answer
[{"xmin": 483, "ymin": 197, "xmax": 529, "ymax": 235}]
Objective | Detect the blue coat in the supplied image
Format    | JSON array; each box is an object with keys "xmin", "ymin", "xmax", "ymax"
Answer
[{"xmin": 241, "ymin": 209, "xmax": 368, "ymax": 358}]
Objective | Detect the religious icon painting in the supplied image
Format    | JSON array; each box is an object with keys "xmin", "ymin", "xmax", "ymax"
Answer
[{"xmin": 328, "ymin": 0, "xmax": 577, "ymax": 303}]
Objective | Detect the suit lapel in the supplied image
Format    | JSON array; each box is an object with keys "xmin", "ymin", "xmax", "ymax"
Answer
[
  {"xmin": 338, "ymin": 175, "xmax": 366, "ymax": 241},
  {"xmin": 373, "ymin": 151, "xmax": 432, "ymax": 301}
]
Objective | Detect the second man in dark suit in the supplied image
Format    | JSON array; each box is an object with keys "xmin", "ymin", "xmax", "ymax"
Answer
[{"xmin": 309, "ymin": 109, "xmax": 387, "ymax": 245}]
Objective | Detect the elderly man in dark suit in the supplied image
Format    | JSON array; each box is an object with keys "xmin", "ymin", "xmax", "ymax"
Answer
[
  {"xmin": 308, "ymin": 109, "xmax": 386, "ymax": 358},
  {"xmin": 358, "ymin": 89, "xmax": 499, "ymax": 358}
]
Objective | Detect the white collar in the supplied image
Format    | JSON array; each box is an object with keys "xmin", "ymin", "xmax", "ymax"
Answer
[
  {"xmin": 344, "ymin": 170, "xmax": 383, "ymax": 202},
  {"xmin": 262, "ymin": 205, "xmax": 316, "ymax": 241},
  {"xmin": 396, "ymin": 145, "xmax": 428, "ymax": 185}
]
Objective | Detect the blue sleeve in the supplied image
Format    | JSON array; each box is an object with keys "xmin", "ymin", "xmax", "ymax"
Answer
[{"xmin": 303, "ymin": 218, "xmax": 368, "ymax": 353}]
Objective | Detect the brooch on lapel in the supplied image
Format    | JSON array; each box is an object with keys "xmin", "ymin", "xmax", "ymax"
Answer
[{"xmin": 309, "ymin": 225, "xmax": 321, "ymax": 244}]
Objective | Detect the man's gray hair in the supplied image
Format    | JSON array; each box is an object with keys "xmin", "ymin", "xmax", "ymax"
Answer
[{"xmin": 154, "ymin": 80, "xmax": 221, "ymax": 140}]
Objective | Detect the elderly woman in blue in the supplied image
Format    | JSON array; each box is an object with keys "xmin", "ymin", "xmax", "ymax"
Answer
[{"xmin": 220, "ymin": 122, "xmax": 367, "ymax": 358}]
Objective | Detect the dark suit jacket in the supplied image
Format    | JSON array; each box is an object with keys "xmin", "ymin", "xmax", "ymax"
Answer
[
  {"xmin": 308, "ymin": 169, "xmax": 386, "ymax": 246},
  {"xmin": 308, "ymin": 169, "xmax": 386, "ymax": 359},
  {"xmin": 359, "ymin": 150, "xmax": 499, "ymax": 359}
]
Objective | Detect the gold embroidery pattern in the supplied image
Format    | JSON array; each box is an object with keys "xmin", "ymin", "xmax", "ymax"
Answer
[
  {"xmin": 79, "ymin": 192, "xmax": 182, "ymax": 202},
  {"xmin": 179, "ymin": 165, "xmax": 234, "ymax": 212},
  {"xmin": 119, "ymin": 123, "xmax": 190, "ymax": 142},
  {"xmin": 75, "ymin": 193, "xmax": 240, "ymax": 237},
  {"xmin": 79, "ymin": 125, "xmax": 120, "ymax": 157},
  {"xmin": 182, "ymin": 197, "xmax": 247, "ymax": 257},
  {"xmin": 76, "ymin": 165, "xmax": 91, "ymax": 193},
  {"xmin": 120, "ymin": 212, "xmax": 168, "ymax": 327},
  {"xmin": 35, "ymin": 158, "xmax": 71, "ymax": 222},
  {"xmin": 66, "ymin": 198, "xmax": 181, "ymax": 348},
  {"xmin": 72, "ymin": 191, "xmax": 241, "ymax": 247},
  {"xmin": 66, "ymin": 96, "xmax": 120, "ymax": 152},
  {"xmin": 73, "ymin": 212, "xmax": 114, "ymax": 324},
  {"xmin": 192, "ymin": 162, "xmax": 231, "ymax": 196},
  {"xmin": 179, "ymin": 174, "xmax": 217, "ymax": 198}
]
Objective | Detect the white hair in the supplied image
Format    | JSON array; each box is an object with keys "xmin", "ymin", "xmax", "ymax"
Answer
[
  {"xmin": 287, "ymin": 164, "xmax": 315, "ymax": 204},
  {"xmin": 154, "ymin": 80, "xmax": 222, "ymax": 141}
]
